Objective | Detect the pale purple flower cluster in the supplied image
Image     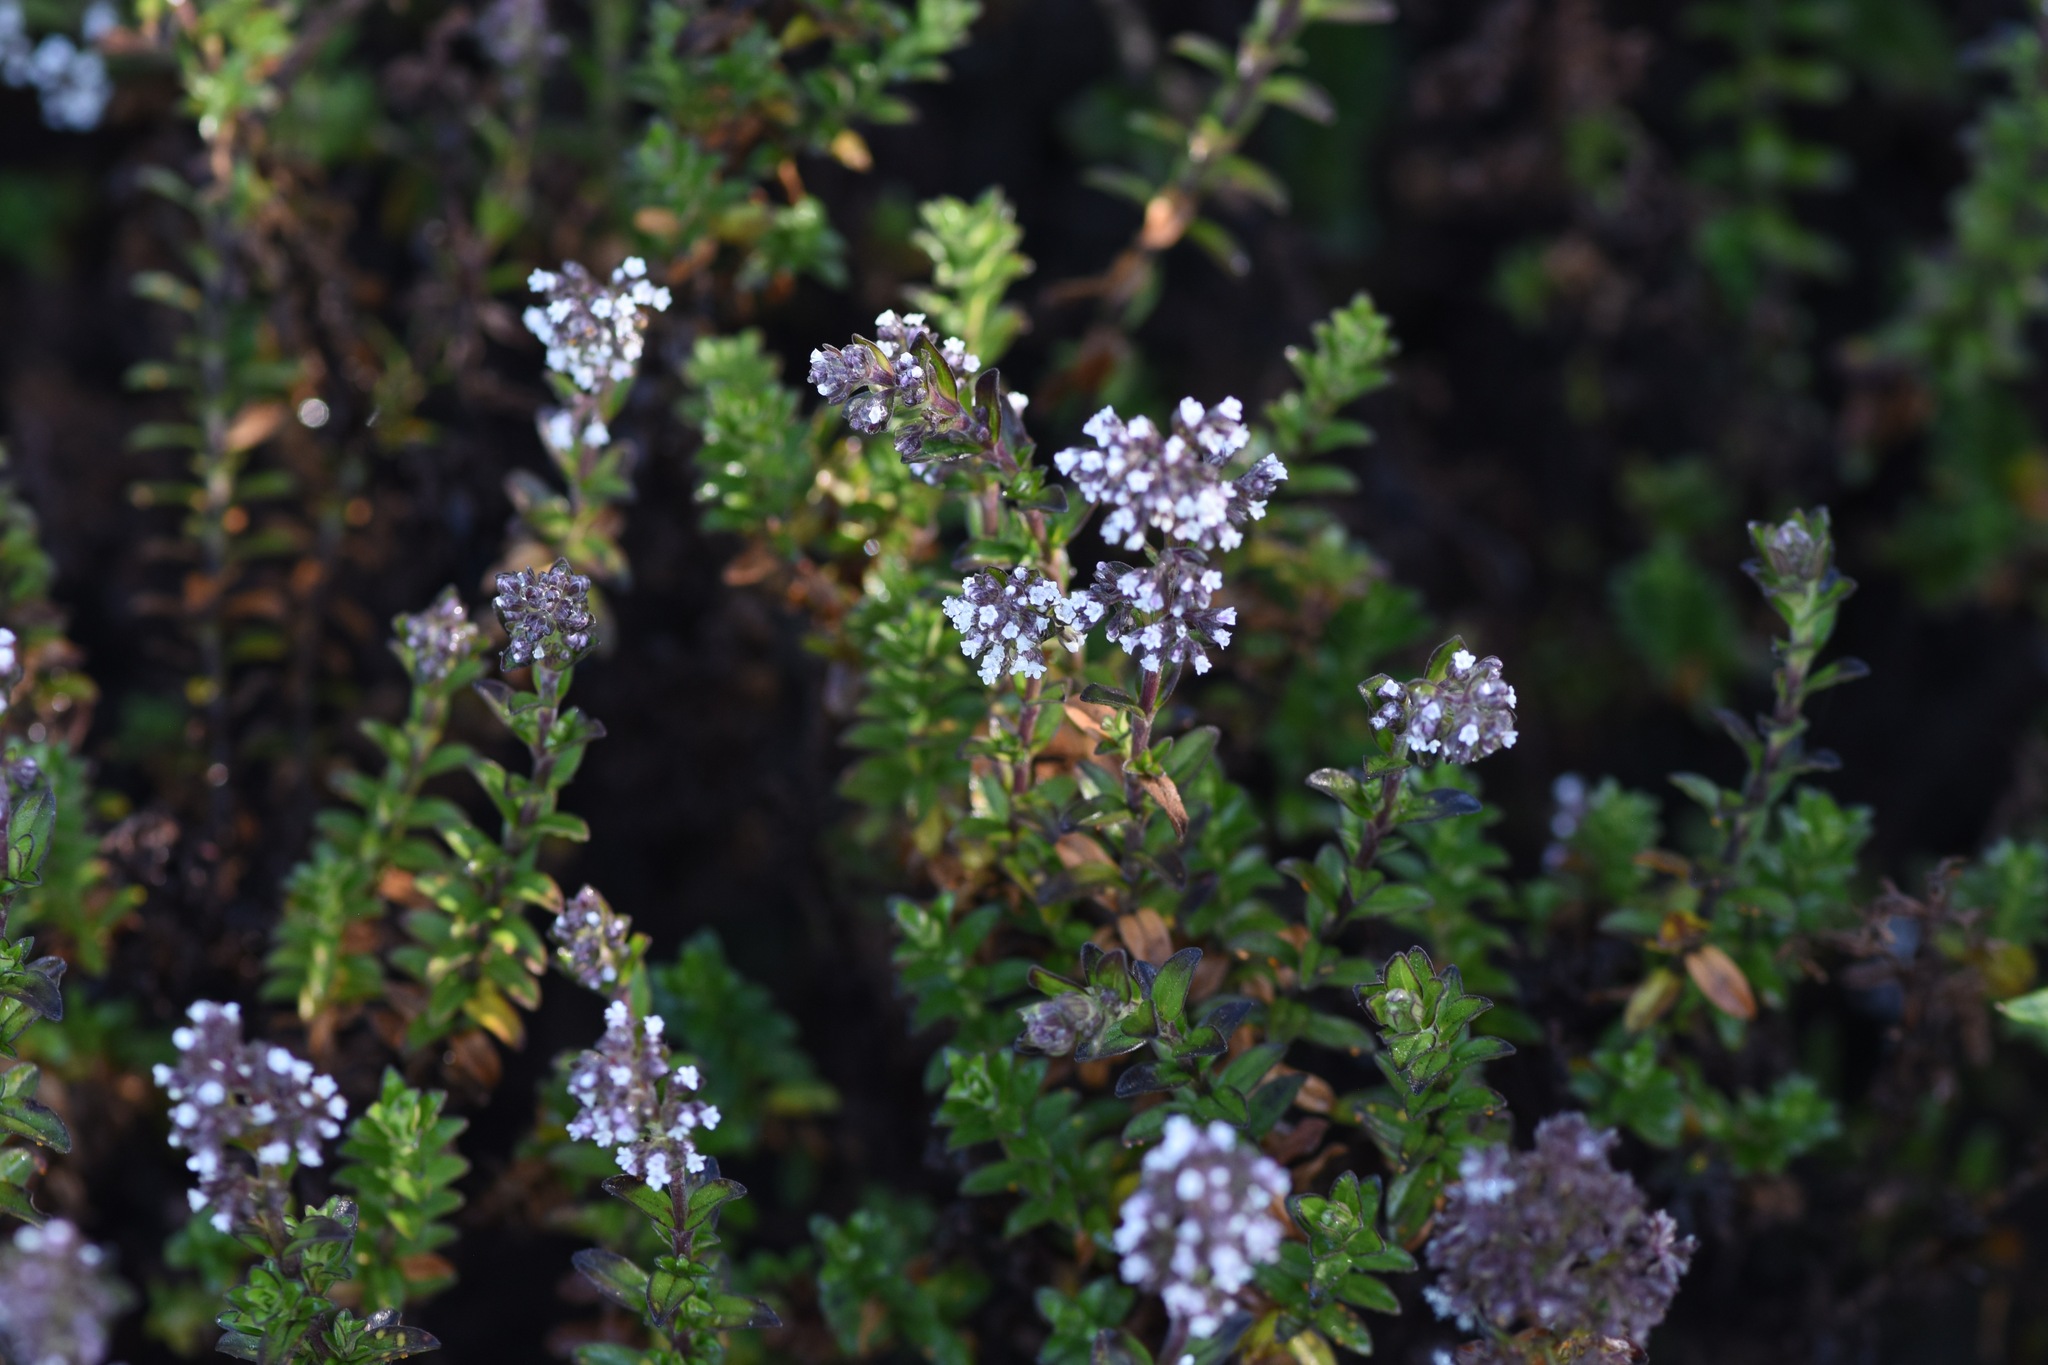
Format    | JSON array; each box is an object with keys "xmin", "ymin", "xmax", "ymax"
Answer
[
  {"xmin": 1424, "ymin": 1113, "xmax": 1696, "ymax": 1354},
  {"xmin": 522, "ymin": 257, "xmax": 672, "ymax": 392},
  {"xmin": 566, "ymin": 1000, "xmax": 720, "ymax": 1192},
  {"xmin": 0, "ymin": 0, "xmax": 113, "ymax": 133},
  {"xmin": 152, "ymin": 1001, "xmax": 348, "ymax": 1234},
  {"xmin": 493, "ymin": 558, "xmax": 594, "ymax": 668},
  {"xmin": 395, "ymin": 588, "xmax": 481, "ymax": 684},
  {"xmin": 1114, "ymin": 1116, "xmax": 1289, "ymax": 1342},
  {"xmin": 1368, "ymin": 649, "xmax": 1519, "ymax": 764},
  {"xmin": 941, "ymin": 565, "xmax": 1085, "ymax": 686},
  {"xmin": 1054, "ymin": 398, "xmax": 1286, "ymax": 553},
  {"xmin": 0, "ymin": 1219, "xmax": 132, "ymax": 1365},
  {"xmin": 1071, "ymin": 550, "xmax": 1237, "ymax": 675},
  {"xmin": 551, "ymin": 885, "xmax": 632, "ymax": 995},
  {"xmin": 807, "ymin": 311, "xmax": 982, "ymax": 460}
]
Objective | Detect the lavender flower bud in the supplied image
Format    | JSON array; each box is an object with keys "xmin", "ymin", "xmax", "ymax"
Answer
[
  {"xmin": 394, "ymin": 588, "xmax": 481, "ymax": 684},
  {"xmin": 521, "ymin": 257, "xmax": 671, "ymax": 393},
  {"xmin": 1756, "ymin": 516, "xmax": 1826, "ymax": 584},
  {"xmin": 1053, "ymin": 398, "xmax": 1287, "ymax": 554},
  {"xmin": 1114, "ymin": 1116, "xmax": 1290, "ymax": 1342},
  {"xmin": 810, "ymin": 312, "xmax": 983, "ymax": 462},
  {"xmin": 807, "ymin": 343, "xmax": 883, "ymax": 407},
  {"xmin": 0, "ymin": 1219, "xmax": 132, "ymax": 1365},
  {"xmin": 565, "ymin": 1000, "xmax": 720, "ymax": 1191},
  {"xmin": 1424, "ymin": 1113, "xmax": 1696, "ymax": 1353},
  {"xmin": 151, "ymin": 1001, "xmax": 349, "ymax": 1233},
  {"xmin": 1369, "ymin": 649, "xmax": 1519, "ymax": 764},
  {"xmin": 1016, "ymin": 992, "xmax": 1104, "ymax": 1056},
  {"xmin": 493, "ymin": 558, "xmax": 594, "ymax": 668},
  {"xmin": 1069, "ymin": 550, "xmax": 1236, "ymax": 676},
  {"xmin": 941, "ymin": 565, "xmax": 1085, "ymax": 687},
  {"xmin": 551, "ymin": 885, "xmax": 632, "ymax": 995}
]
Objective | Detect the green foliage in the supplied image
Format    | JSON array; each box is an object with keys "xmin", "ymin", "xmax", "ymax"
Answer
[
  {"xmin": 1685, "ymin": 0, "xmax": 1851, "ymax": 309},
  {"xmin": 1610, "ymin": 536, "xmax": 1747, "ymax": 705},
  {"xmin": 1957, "ymin": 839, "xmax": 2048, "ymax": 944},
  {"xmin": 906, "ymin": 190, "xmax": 1035, "ymax": 366},
  {"xmin": 212, "ymin": 1198, "xmax": 439, "ymax": 1365},
  {"xmin": 1258, "ymin": 1171, "xmax": 1414, "ymax": 1359},
  {"xmin": 570, "ymin": 1167, "xmax": 779, "ymax": 1365},
  {"xmin": 811, "ymin": 1192, "xmax": 986, "ymax": 1365},
  {"xmin": 335, "ymin": 1072, "xmax": 470, "ymax": 1312},
  {"xmin": 267, "ymin": 595, "xmax": 486, "ymax": 1042},
  {"xmin": 1354, "ymin": 947, "xmax": 1514, "ymax": 1239},
  {"xmin": 1883, "ymin": 24, "xmax": 2048, "ymax": 605},
  {"xmin": 623, "ymin": 0, "xmax": 980, "ymax": 283},
  {"xmin": 648, "ymin": 931, "xmax": 841, "ymax": 1155},
  {"xmin": 389, "ymin": 657, "xmax": 603, "ymax": 1053},
  {"xmin": 684, "ymin": 332, "xmax": 824, "ymax": 551},
  {"xmin": 1035, "ymin": 1279, "xmax": 1136, "ymax": 1365}
]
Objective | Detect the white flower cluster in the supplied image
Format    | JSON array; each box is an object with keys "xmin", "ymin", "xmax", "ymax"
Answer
[
  {"xmin": 1071, "ymin": 551, "xmax": 1237, "ymax": 676},
  {"xmin": 522, "ymin": 256, "xmax": 671, "ymax": 392},
  {"xmin": 1054, "ymin": 398, "xmax": 1287, "ymax": 553},
  {"xmin": 0, "ymin": 625, "xmax": 16, "ymax": 718},
  {"xmin": 1114, "ymin": 1116, "xmax": 1289, "ymax": 1342},
  {"xmin": 152, "ymin": 1001, "xmax": 348, "ymax": 1232},
  {"xmin": 0, "ymin": 1218, "xmax": 131, "ymax": 1365},
  {"xmin": 0, "ymin": 0, "xmax": 113, "ymax": 133},
  {"xmin": 1368, "ymin": 648, "xmax": 1519, "ymax": 764},
  {"xmin": 941, "ymin": 565, "xmax": 1085, "ymax": 686},
  {"xmin": 566, "ymin": 1000, "xmax": 720, "ymax": 1191}
]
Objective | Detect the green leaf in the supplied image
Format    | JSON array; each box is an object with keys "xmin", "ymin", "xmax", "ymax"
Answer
[
  {"xmin": 1149, "ymin": 947, "xmax": 1200, "ymax": 1025},
  {"xmin": 572, "ymin": 1248, "xmax": 650, "ymax": 1314}
]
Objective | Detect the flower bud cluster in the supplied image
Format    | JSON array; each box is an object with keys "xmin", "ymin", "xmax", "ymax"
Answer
[
  {"xmin": 1368, "ymin": 649, "xmax": 1518, "ymax": 764},
  {"xmin": 493, "ymin": 558, "xmax": 594, "ymax": 668},
  {"xmin": 1114, "ymin": 1116, "xmax": 1290, "ymax": 1342},
  {"xmin": 808, "ymin": 311, "xmax": 983, "ymax": 462},
  {"xmin": 1072, "ymin": 550, "xmax": 1237, "ymax": 676},
  {"xmin": 551, "ymin": 885, "xmax": 633, "ymax": 995},
  {"xmin": 0, "ymin": 1, "xmax": 112, "ymax": 132},
  {"xmin": 941, "ymin": 565, "xmax": 1085, "ymax": 686},
  {"xmin": 395, "ymin": 588, "xmax": 481, "ymax": 684},
  {"xmin": 1054, "ymin": 398, "xmax": 1286, "ymax": 554},
  {"xmin": 522, "ymin": 257, "xmax": 672, "ymax": 392},
  {"xmin": 1423, "ymin": 1113, "xmax": 1696, "ymax": 1352},
  {"xmin": 0, "ymin": 1218, "xmax": 131, "ymax": 1365},
  {"xmin": 566, "ymin": 1000, "xmax": 721, "ymax": 1192},
  {"xmin": 152, "ymin": 1001, "xmax": 348, "ymax": 1233},
  {"xmin": 1016, "ymin": 991, "xmax": 1107, "ymax": 1056}
]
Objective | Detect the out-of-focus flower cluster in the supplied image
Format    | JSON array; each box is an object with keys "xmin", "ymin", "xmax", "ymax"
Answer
[
  {"xmin": 0, "ymin": 1219, "xmax": 132, "ymax": 1365},
  {"xmin": 493, "ymin": 558, "xmax": 594, "ymax": 669},
  {"xmin": 566, "ymin": 1000, "xmax": 720, "ymax": 1191},
  {"xmin": 395, "ymin": 589, "xmax": 481, "ymax": 684},
  {"xmin": 0, "ymin": 0, "xmax": 113, "ymax": 132},
  {"xmin": 941, "ymin": 565, "xmax": 1085, "ymax": 686},
  {"xmin": 551, "ymin": 885, "xmax": 632, "ymax": 995},
  {"xmin": 1423, "ymin": 1113, "xmax": 1695, "ymax": 1356},
  {"xmin": 523, "ymin": 257, "xmax": 671, "ymax": 392},
  {"xmin": 1073, "ymin": 550, "xmax": 1237, "ymax": 675},
  {"xmin": 1368, "ymin": 649, "xmax": 1519, "ymax": 764},
  {"xmin": 1054, "ymin": 398, "xmax": 1285, "ymax": 554},
  {"xmin": 476, "ymin": 0, "xmax": 565, "ymax": 88},
  {"xmin": 151, "ymin": 1001, "xmax": 348, "ymax": 1233},
  {"xmin": 1114, "ymin": 1116, "xmax": 1289, "ymax": 1343},
  {"xmin": 808, "ymin": 310, "xmax": 982, "ymax": 463}
]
